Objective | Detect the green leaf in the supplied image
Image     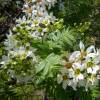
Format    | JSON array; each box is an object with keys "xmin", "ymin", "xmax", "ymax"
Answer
[
  {"xmin": 47, "ymin": 28, "xmax": 76, "ymax": 49},
  {"xmin": 35, "ymin": 53, "xmax": 61, "ymax": 77}
]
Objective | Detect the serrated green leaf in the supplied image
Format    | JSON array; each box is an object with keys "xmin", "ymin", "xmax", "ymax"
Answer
[{"xmin": 35, "ymin": 53, "xmax": 61, "ymax": 77}]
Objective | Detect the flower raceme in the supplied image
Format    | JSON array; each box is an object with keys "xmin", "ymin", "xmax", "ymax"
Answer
[
  {"xmin": 13, "ymin": 0, "xmax": 56, "ymax": 39},
  {"xmin": 57, "ymin": 41, "xmax": 100, "ymax": 91},
  {"xmin": 0, "ymin": 32, "xmax": 37, "ymax": 69}
]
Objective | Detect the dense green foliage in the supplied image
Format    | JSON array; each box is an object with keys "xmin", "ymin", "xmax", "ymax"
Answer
[{"xmin": 0, "ymin": 0, "xmax": 100, "ymax": 100}]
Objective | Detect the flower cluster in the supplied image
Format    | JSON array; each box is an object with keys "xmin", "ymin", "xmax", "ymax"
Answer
[
  {"xmin": 23, "ymin": 0, "xmax": 57, "ymax": 17},
  {"xmin": 57, "ymin": 41, "xmax": 100, "ymax": 91},
  {"xmin": 0, "ymin": 31, "xmax": 37, "ymax": 75},
  {"xmin": 0, "ymin": 0, "xmax": 57, "ymax": 84},
  {"xmin": 13, "ymin": 0, "xmax": 56, "ymax": 38}
]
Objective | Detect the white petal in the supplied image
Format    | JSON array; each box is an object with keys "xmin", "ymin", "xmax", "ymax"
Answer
[
  {"xmin": 72, "ymin": 62, "xmax": 82, "ymax": 69},
  {"xmin": 57, "ymin": 74, "xmax": 63, "ymax": 84},
  {"xmin": 86, "ymin": 53, "xmax": 96, "ymax": 59},
  {"xmin": 94, "ymin": 65, "xmax": 99, "ymax": 71},
  {"xmin": 0, "ymin": 61, "xmax": 5, "ymax": 65},
  {"xmin": 69, "ymin": 51, "xmax": 80, "ymax": 62},
  {"xmin": 96, "ymin": 49, "xmax": 100, "ymax": 55},
  {"xmin": 85, "ymin": 83, "xmax": 89, "ymax": 91},
  {"xmin": 60, "ymin": 67, "xmax": 68, "ymax": 74},
  {"xmin": 78, "ymin": 80, "xmax": 85, "ymax": 87},
  {"xmin": 27, "ymin": 51, "xmax": 33, "ymax": 57},
  {"xmin": 77, "ymin": 74, "xmax": 84, "ymax": 80},
  {"xmin": 67, "ymin": 80, "xmax": 72, "ymax": 86},
  {"xmin": 87, "ymin": 67, "xmax": 92, "ymax": 73},
  {"xmin": 92, "ymin": 66, "xmax": 99, "ymax": 74},
  {"xmin": 68, "ymin": 69, "xmax": 74, "ymax": 78},
  {"xmin": 86, "ymin": 45, "xmax": 95, "ymax": 54},
  {"xmin": 79, "ymin": 41, "xmax": 85, "ymax": 51},
  {"xmin": 24, "ymin": 4, "xmax": 28, "ymax": 8},
  {"xmin": 62, "ymin": 80, "xmax": 67, "ymax": 89},
  {"xmin": 71, "ymin": 80, "xmax": 77, "ymax": 90}
]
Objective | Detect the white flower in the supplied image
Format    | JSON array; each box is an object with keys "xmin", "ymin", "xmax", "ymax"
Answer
[
  {"xmin": 87, "ymin": 75, "xmax": 97, "ymax": 85},
  {"xmin": 58, "ymin": 41, "xmax": 100, "ymax": 91},
  {"xmin": 57, "ymin": 74, "xmax": 68, "ymax": 90},
  {"xmin": 13, "ymin": 0, "xmax": 56, "ymax": 39},
  {"xmin": 4, "ymin": 32, "xmax": 18, "ymax": 51},
  {"xmin": 57, "ymin": 67, "xmax": 69, "ymax": 89}
]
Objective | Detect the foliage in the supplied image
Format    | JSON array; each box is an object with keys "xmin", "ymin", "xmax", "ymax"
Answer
[
  {"xmin": 52, "ymin": 0, "xmax": 100, "ymax": 37},
  {"xmin": 0, "ymin": 0, "xmax": 100, "ymax": 99},
  {"xmin": 35, "ymin": 53, "xmax": 61, "ymax": 83},
  {"xmin": 47, "ymin": 28, "xmax": 76, "ymax": 50},
  {"xmin": 0, "ymin": 0, "xmax": 24, "ymax": 40},
  {"xmin": 0, "ymin": 0, "xmax": 12, "ymax": 7}
]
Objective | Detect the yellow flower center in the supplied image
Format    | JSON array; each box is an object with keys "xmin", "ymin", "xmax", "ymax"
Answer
[
  {"xmin": 75, "ymin": 69, "xmax": 81, "ymax": 75},
  {"xmin": 87, "ymin": 61, "xmax": 94, "ymax": 67},
  {"xmin": 63, "ymin": 75, "xmax": 68, "ymax": 80}
]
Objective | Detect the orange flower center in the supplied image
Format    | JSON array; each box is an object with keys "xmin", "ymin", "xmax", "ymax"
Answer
[{"xmin": 64, "ymin": 62, "xmax": 72, "ymax": 69}]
